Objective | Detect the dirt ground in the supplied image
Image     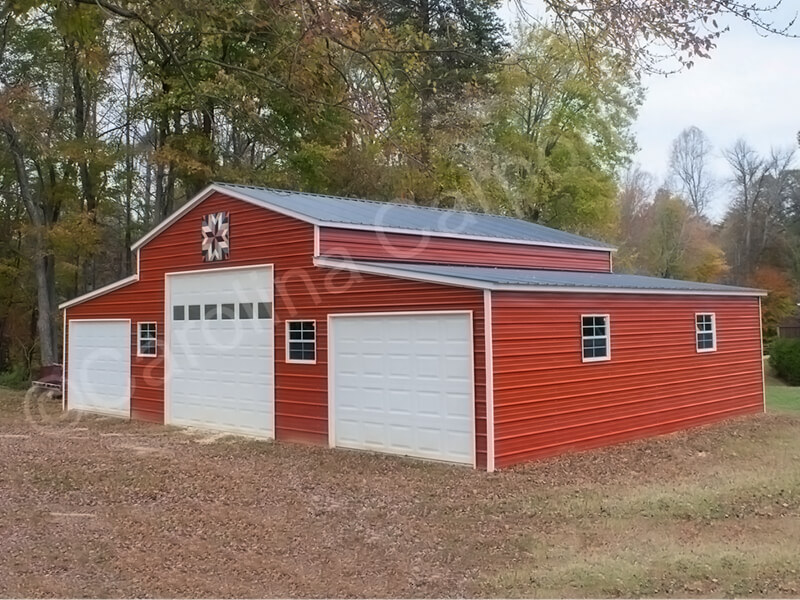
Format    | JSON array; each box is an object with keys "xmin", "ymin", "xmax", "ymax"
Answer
[{"xmin": 1, "ymin": 386, "xmax": 800, "ymax": 598}]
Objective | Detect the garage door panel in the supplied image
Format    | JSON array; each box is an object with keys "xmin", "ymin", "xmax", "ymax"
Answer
[
  {"xmin": 68, "ymin": 321, "xmax": 131, "ymax": 417},
  {"xmin": 168, "ymin": 267, "xmax": 274, "ymax": 438},
  {"xmin": 332, "ymin": 313, "xmax": 474, "ymax": 465}
]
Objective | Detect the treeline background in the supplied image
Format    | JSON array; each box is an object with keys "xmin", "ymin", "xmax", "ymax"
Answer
[{"xmin": 0, "ymin": 0, "xmax": 797, "ymax": 383}]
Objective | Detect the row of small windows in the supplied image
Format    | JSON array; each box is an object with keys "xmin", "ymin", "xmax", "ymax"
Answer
[
  {"xmin": 138, "ymin": 313, "xmax": 716, "ymax": 363},
  {"xmin": 135, "ymin": 317, "xmax": 317, "ymax": 363},
  {"xmin": 580, "ymin": 313, "xmax": 717, "ymax": 362},
  {"xmin": 172, "ymin": 302, "xmax": 273, "ymax": 322}
]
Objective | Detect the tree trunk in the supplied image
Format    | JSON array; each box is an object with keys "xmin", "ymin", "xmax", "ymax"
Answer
[
  {"xmin": 154, "ymin": 110, "xmax": 168, "ymax": 223},
  {"xmin": 2, "ymin": 123, "xmax": 59, "ymax": 366},
  {"xmin": 72, "ymin": 52, "xmax": 96, "ymax": 216},
  {"xmin": 418, "ymin": 0, "xmax": 433, "ymax": 169},
  {"xmin": 124, "ymin": 75, "xmax": 134, "ymax": 276},
  {"xmin": 34, "ymin": 246, "xmax": 59, "ymax": 365}
]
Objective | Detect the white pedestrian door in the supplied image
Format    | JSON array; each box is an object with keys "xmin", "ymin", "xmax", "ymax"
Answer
[
  {"xmin": 167, "ymin": 267, "xmax": 274, "ymax": 437},
  {"xmin": 331, "ymin": 313, "xmax": 474, "ymax": 464},
  {"xmin": 67, "ymin": 320, "xmax": 131, "ymax": 417}
]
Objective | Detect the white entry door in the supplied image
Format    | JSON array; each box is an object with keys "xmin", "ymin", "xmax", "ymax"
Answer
[
  {"xmin": 167, "ymin": 266, "xmax": 274, "ymax": 437},
  {"xmin": 330, "ymin": 312, "xmax": 474, "ymax": 465},
  {"xmin": 67, "ymin": 320, "xmax": 131, "ymax": 417}
]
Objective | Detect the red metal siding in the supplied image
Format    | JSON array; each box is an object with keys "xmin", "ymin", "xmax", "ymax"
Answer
[
  {"xmin": 320, "ymin": 227, "xmax": 612, "ymax": 272},
  {"xmin": 491, "ymin": 293, "xmax": 764, "ymax": 468},
  {"xmin": 64, "ymin": 193, "xmax": 488, "ymax": 467}
]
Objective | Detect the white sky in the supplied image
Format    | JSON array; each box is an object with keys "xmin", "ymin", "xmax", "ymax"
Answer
[{"xmin": 501, "ymin": 1, "xmax": 800, "ymax": 220}]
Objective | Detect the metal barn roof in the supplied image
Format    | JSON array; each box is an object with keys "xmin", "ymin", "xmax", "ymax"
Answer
[
  {"xmin": 213, "ymin": 183, "xmax": 615, "ymax": 250},
  {"xmin": 314, "ymin": 258, "xmax": 767, "ymax": 296}
]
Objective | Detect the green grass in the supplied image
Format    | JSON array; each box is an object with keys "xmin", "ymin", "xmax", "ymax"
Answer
[
  {"xmin": 768, "ymin": 385, "xmax": 800, "ymax": 413},
  {"xmin": 765, "ymin": 358, "xmax": 800, "ymax": 413}
]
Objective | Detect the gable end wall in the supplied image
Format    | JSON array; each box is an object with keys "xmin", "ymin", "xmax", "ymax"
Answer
[{"xmin": 64, "ymin": 192, "xmax": 488, "ymax": 467}]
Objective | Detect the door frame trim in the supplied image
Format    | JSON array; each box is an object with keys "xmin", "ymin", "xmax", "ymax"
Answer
[
  {"xmin": 164, "ymin": 263, "xmax": 276, "ymax": 436},
  {"xmin": 66, "ymin": 318, "xmax": 132, "ymax": 418},
  {"xmin": 326, "ymin": 310, "xmax": 476, "ymax": 467}
]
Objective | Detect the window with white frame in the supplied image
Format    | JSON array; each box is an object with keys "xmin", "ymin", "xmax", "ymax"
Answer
[
  {"xmin": 581, "ymin": 315, "xmax": 610, "ymax": 362},
  {"xmin": 696, "ymin": 313, "xmax": 716, "ymax": 352},
  {"xmin": 138, "ymin": 322, "xmax": 157, "ymax": 357},
  {"xmin": 287, "ymin": 320, "xmax": 316, "ymax": 363}
]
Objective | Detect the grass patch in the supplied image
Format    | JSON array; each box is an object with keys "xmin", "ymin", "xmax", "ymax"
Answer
[
  {"xmin": 768, "ymin": 385, "xmax": 800, "ymax": 413},
  {"xmin": 764, "ymin": 358, "xmax": 800, "ymax": 413},
  {"xmin": 495, "ymin": 540, "xmax": 800, "ymax": 597}
]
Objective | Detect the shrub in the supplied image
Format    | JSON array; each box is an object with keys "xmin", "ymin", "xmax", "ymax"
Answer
[
  {"xmin": 769, "ymin": 338, "xmax": 800, "ymax": 386},
  {"xmin": 0, "ymin": 365, "xmax": 30, "ymax": 390}
]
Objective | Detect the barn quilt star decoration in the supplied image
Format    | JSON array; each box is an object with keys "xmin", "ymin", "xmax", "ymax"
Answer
[{"xmin": 201, "ymin": 212, "xmax": 230, "ymax": 262}]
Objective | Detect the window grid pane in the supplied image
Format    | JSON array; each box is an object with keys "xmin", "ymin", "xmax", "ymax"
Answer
[
  {"xmin": 138, "ymin": 323, "xmax": 157, "ymax": 356},
  {"xmin": 696, "ymin": 314, "xmax": 716, "ymax": 351},
  {"xmin": 288, "ymin": 321, "xmax": 315, "ymax": 362},
  {"xmin": 581, "ymin": 316, "xmax": 609, "ymax": 360}
]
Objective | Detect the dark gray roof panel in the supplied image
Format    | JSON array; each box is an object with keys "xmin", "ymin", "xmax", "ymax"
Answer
[
  {"xmin": 352, "ymin": 261, "xmax": 765, "ymax": 295},
  {"xmin": 215, "ymin": 183, "xmax": 615, "ymax": 249}
]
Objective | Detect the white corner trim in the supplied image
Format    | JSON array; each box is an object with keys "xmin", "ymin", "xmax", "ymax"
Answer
[
  {"xmin": 61, "ymin": 309, "xmax": 67, "ymax": 411},
  {"xmin": 313, "ymin": 257, "xmax": 768, "ymax": 297},
  {"xmin": 59, "ymin": 274, "xmax": 139, "ymax": 310},
  {"xmin": 483, "ymin": 290, "xmax": 495, "ymax": 473},
  {"xmin": 326, "ymin": 314, "xmax": 335, "ymax": 448}
]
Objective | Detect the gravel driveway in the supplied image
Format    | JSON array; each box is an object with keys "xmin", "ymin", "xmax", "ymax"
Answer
[{"xmin": 1, "ymin": 387, "xmax": 799, "ymax": 598}]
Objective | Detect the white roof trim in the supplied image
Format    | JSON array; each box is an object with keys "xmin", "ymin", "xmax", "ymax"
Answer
[
  {"xmin": 314, "ymin": 257, "xmax": 768, "ymax": 297},
  {"xmin": 130, "ymin": 183, "xmax": 616, "ymax": 253},
  {"xmin": 59, "ymin": 274, "xmax": 139, "ymax": 310}
]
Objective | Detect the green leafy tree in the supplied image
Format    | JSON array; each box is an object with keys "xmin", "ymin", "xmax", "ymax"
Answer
[{"xmin": 469, "ymin": 25, "xmax": 640, "ymax": 236}]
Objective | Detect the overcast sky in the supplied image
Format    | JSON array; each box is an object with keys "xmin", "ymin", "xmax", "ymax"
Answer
[{"xmin": 502, "ymin": 1, "xmax": 800, "ymax": 220}]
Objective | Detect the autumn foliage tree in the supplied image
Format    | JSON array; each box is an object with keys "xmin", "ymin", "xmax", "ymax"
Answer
[{"xmin": 0, "ymin": 0, "xmax": 797, "ymax": 373}]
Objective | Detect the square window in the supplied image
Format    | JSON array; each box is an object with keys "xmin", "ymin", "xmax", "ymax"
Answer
[
  {"xmin": 581, "ymin": 315, "xmax": 610, "ymax": 362},
  {"xmin": 204, "ymin": 304, "xmax": 217, "ymax": 320},
  {"xmin": 221, "ymin": 303, "xmax": 235, "ymax": 320},
  {"xmin": 137, "ymin": 322, "xmax": 157, "ymax": 357},
  {"xmin": 173, "ymin": 305, "xmax": 184, "ymax": 321},
  {"xmin": 286, "ymin": 321, "xmax": 316, "ymax": 363},
  {"xmin": 239, "ymin": 303, "xmax": 253, "ymax": 319},
  {"xmin": 258, "ymin": 302, "xmax": 273, "ymax": 319},
  {"xmin": 188, "ymin": 305, "xmax": 201, "ymax": 320}
]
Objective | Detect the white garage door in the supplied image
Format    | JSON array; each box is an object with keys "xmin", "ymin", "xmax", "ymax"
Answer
[
  {"xmin": 331, "ymin": 313, "xmax": 474, "ymax": 465},
  {"xmin": 67, "ymin": 320, "xmax": 131, "ymax": 417},
  {"xmin": 167, "ymin": 266, "xmax": 274, "ymax": 437}
]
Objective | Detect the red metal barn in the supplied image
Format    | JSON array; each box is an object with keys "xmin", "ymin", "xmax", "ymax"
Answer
[{"xmin": 61, "ymin": 184, "xmax": 766, "ymax": 470}]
